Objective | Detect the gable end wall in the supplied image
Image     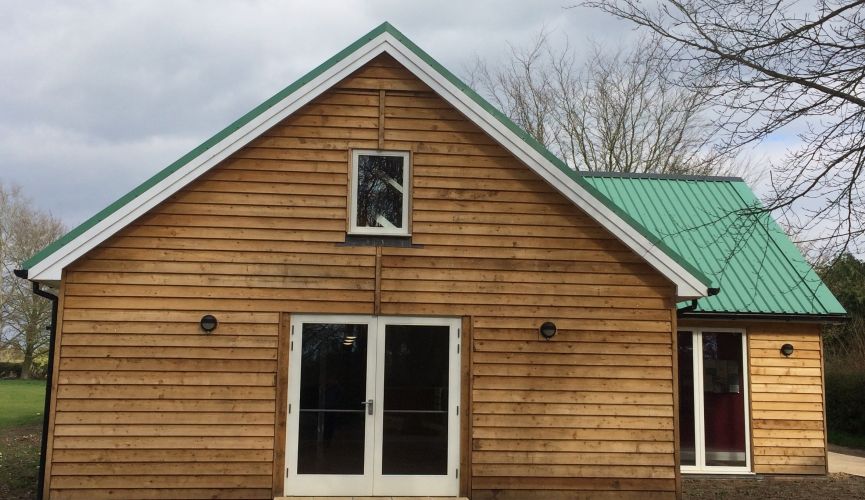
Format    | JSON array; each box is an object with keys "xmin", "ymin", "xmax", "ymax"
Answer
[{"xmin": 43, "ymin": 55, "xmax": 681, "ymax": 500}]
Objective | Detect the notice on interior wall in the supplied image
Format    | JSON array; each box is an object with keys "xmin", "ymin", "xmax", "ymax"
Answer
[{"xmin": 703, "ymin": 359, "xmax": 740, "ymax": 394}]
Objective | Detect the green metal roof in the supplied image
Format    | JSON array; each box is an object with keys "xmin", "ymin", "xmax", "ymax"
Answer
[
  {"xmin": 19, "ymin": 23, "xmax": 844, "ymax": 317},
  {"xmin": 20, "ymin": 22, "xmax": 844, "ymax": 318},
  {"xmin": 582, "ymin": 173, "xmax": 846, "ymax": 316},
  {"xmin": 21, "ymin": 22, "xmax": 712, "ymax": 293}
]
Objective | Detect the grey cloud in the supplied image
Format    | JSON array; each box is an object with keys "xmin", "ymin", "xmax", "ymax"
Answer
[
  {"xmin": 0, "ymin": 123, "xmax": 199, "ymax": 225},
  {"xmin": 0, "ymin": 0, "xmax": 785, "ymax": 230}
]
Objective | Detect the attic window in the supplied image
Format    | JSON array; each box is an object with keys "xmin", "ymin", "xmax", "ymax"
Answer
[{"xmin": 350, "ymin": 150, "xmax": 410, "ymax": 236}]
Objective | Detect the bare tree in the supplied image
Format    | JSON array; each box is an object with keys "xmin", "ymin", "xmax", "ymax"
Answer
[
  {"xmin": 0, "ymin": 183, "xmax": 65, "ymax": 378},
  {"xmin": 469, "ymin": 33, "xmax": 745, "ymax": 176},
  {"xmin": 583, "ymin": 0, "xmax": 865, "ymax": 256}
]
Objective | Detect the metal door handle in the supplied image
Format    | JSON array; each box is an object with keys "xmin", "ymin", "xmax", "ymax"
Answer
[{"xmin": 360, "ymin": 399, "xmax": 374, "ymax": 415}]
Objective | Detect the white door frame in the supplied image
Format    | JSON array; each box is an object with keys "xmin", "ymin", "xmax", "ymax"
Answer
[
  {"xmin": 285, "ymin": 314, "xmax": 461, "ymax": 496},
  {"xmin": 285, "ymin": 314, "xmax": 377, "ymax": 496},
  {"xmin": 679, "ymin": 328, "xmax": 752, "ymax": 474},
  {"xmin": 372, "ymin": 315, "xmax": 461, "ymax": 496}
]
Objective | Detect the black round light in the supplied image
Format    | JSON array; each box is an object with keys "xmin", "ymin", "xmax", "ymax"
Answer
[
  {"xmin": 200, "ymin": 314, "xmax": 218, "ymax": 333},
  {"xmin": 780, "ymin": 343, "xmax": 794, "ymax": 357},
  {"xmin": 539, "ymin": 321, "xmax": 557, "ymax": 340}
]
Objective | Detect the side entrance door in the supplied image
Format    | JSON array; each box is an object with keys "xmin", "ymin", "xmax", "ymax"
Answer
[
  {"xmin": 285, "ymin": 315, "xmax": 461, "ymax": 496},
  {"xmin": 678, "ymin": 329, "xmax": 751, "ymax": 473}
]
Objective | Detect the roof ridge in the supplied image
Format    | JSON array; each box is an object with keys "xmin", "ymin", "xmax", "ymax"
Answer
[{"xmin": 579, "ymin": 171, "xmax": 745, "ymax": 182}]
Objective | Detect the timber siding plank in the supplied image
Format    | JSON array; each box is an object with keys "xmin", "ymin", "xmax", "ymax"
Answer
[
  {"xmin": 48, "ymin": 54, "xmax": 679, "ymax": 499},
  {"xmin": 747, "ymin": 323, "xmax": 827, "ymax": 474}
]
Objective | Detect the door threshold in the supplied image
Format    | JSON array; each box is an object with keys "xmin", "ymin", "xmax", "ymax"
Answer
[{"xmin": 276, "ymin": 497, "xmax": 469, "ymax": 499}]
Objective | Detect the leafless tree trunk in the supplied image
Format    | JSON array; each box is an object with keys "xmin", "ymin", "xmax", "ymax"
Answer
[
  {"xmin": 583, "ymin": 0, "xmax": 865, "ymax": 257},
  {"xmin": 0, "ymin": 183, "xmax": 65, "ymax": 378},
  {"xmin": 469, "ymin": 33, "xmax": 746, "ymax": 177}
]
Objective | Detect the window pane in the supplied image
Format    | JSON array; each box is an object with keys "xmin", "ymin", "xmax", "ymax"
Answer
[
  {"xmin": 702, "ymin": 332, "xmax": 746, "ymax": 467},
  {"xmin": 299, "ymin": 324, "xmax": 368, "ymax": 410},
  {"xmin": 356, "ymin": 154, "xmax": 405, "ymax": 230},
  {"xmin": 382, "ymin": 412, "xmax": 448, "ymax": 475},
  {"xmin": 297, "ymin": 323, "xmax": 368, "ymax": 474},
  {"xmin": 381, "ymin": 325, "xmax": 449, "ymax": 475},
  {"xmin": 677, "ymin": 331, "xmax": 696, "ymax": 466},
  {"xmin": 298, "ymin": 411, "xmax": 366, "ymax": 474}
]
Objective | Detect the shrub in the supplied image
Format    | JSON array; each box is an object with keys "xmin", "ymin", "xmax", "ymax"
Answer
[
  {"xmin": 825, "ymin": 366, "xmax": 865, "ymax": 436},
  {"xmin": 27, "ymin": 361, "xmax": 48, "ymax": 379},
  {"xmin": 0, "ymin": 362, "xmax": 23, "ymax": 378}
]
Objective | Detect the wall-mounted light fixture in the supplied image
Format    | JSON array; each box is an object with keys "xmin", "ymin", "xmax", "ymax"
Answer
[
  {"xmin": 539, "ymin": 321, "xmax": 557, "ymax": 340},
  {"xmin": 200, "ymin": 314, "xmax": 218, "ymax": 333},
  {"xmin": 780, "ymin": 343, "xmax": 794, "ymax": 357}
]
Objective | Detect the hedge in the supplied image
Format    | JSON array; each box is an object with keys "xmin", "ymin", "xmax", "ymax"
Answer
[
  {"xmin": 0, "ymin": 362, "xmax": 23, "ymax": 378},
  {"xmin": 826, "ymin": 367, "xmax": 865, "ymax": 435}
]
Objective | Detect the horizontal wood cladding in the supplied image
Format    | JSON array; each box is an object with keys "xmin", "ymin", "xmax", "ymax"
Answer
[
  {"xmin": 469, "ymin": 316, "xmax": 676, "ymax": 498},
  {"xmin": 51, "ymin": 54, "xmax": 677, "ymax": 499},
  {"xmin": 49, "ymin": 310, "xmax": 279, "ymax": 498},
  {"xmin": 748, "ymin": 323, "xmax": 827, "ymax": 474}
]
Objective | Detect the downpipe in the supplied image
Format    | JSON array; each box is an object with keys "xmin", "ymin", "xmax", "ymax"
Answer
[{"xmin": 16, "ymin": 269, "xmax": 58, "ymax": 500}]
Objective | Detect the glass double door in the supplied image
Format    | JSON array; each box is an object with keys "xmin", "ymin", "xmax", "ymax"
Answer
[{"xmin": 285, "ymin": 315, "xmax": 460, "ymax": 496}]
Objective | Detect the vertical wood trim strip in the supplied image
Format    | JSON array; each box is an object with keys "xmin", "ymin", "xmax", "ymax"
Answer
[
  {"xmin": 819, "ymin": 328, "xmax": 829, "ymax": 474},
  {"xmin": 378, "ymin": 89, "xmax": 386, "ymax": 149},
  {"xmin": 460, "ymin": 315, "xmax": 472, "ymax": 496},
  {"xmin": 42, "ymin": 275, "xmax": 67, "ymax": 499},
  {"xmin": 670, "ymin": 306, "xmax": 682, "ymax": 499},
  {"xmin": 271, "ymin": 312, "xmax": 291, "ymax": 497},
  {"xmin": 746, "ymin": 327, "xmax": 756, "ymax": 473},
  {"xmin": 346, "ymin": 149, "xmax": 353, "ymax": 233},
  {"xmin": 407, "ymin": 150, "xmax": 414, "ymax": 236},
  {"xmin": 374, "ymin": 247, "xmax": 382, "ymax": 315}
]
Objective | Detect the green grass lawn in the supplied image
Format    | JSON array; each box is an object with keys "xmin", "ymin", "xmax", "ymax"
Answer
[
  {"xmin": 0, "ymin": 379, "xmax": 46, "ymax": 429},
  {"xmin": 0, "ymin": 379, "xmax": 46, "ymax": 500}
]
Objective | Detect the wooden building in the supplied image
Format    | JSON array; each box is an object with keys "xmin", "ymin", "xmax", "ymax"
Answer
[{"xmin": 18, "ymin": 23, "xmax": 845, "ymax": 500}]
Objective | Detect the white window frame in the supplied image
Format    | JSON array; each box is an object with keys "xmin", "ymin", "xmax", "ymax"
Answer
[
  {"xmin": 349, "ymin": 150, "xmax": 411, "ymax": 236},
  {"xmin": 679, "ymin": 327, "xmax": 753, "ymax": 475}
]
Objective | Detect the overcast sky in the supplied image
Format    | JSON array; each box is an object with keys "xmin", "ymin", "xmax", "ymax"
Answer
[{"xmin": 1, "ymin": 1, "xmax": 785, "ymax": 229}]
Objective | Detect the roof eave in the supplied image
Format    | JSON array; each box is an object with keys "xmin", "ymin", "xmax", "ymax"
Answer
[{"xmin": 680, "ymin": 311, "xmax": 848, "ymax": 324}]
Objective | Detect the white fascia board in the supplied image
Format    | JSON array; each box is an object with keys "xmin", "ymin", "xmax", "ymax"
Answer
[
  {"xmin": 27, "ymin": 34, "xmax": 396, "ymax": 283},
  {"xmin": 30, "ymin": 31, "xmax": 708, "ymax": 300}
]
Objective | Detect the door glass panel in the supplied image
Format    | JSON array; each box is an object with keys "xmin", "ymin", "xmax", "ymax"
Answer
[
  {"xmin": 297, "ymin": 323, "xmax": 368, "ymax": 474},
  {"xmin": 677, "ymin": 332, "xmax": 696, "ymax": 466},
  {"xmin": 702, "ymin": 332, "xmax": 746, "ymax": 467},
  {"xmin": 381, "ymin": 325, "xmax": 449, "ymax": 475}
]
